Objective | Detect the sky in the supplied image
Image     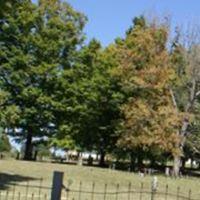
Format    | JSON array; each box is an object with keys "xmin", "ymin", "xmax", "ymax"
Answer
[{"xmin": 65, "ymin": 0, "xmax": 200, "ymax": 46}]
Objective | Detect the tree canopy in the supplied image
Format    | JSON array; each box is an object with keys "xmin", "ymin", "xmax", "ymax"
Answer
[
  {"xmin": 0, "ymin": 1, "xmax": 200, "ymax": 174},
  {"xmin": 0, "ymin": 0, "xmax": 86, "ymax": 160}
]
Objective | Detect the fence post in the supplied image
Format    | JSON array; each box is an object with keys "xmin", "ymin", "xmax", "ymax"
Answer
[
  {"xmin": 12, "ymin": 183, "xmax": 16, "ymax": 200},
  {"xmin": 128, "ymin": 182, "xmax": 131, "ymax": 200},
  {"xmin": 51, "ymin": 171, "xmax": 64, "ymax": 200},
  {"xmin": 25, "ymin": 180, "xmax": 29, "ymax": 199},
  {"xmin": 17, "ymin": 192, "xmax": 20, "ymax": 200},
  {"xmin": 103, "ymin": 183, "xmax": 107, "ymax": 200},
  {"xmin": 38, "ymin": 178, "xmax": 43, "ymax": 200},
  {"xmin": 165, "ymin": 184, "xmax": 168, "ymax": 200},
  {"xmin": 151, "ymin": 176, "xmax": 158, "ymax": 200},
  {"xmin": 176, "ymin": 186, "xmax": 180, "ymax": 200},
  {"xmin": 115, "ymin": 183, "xmax": 119, "ymax": 200},
  {"xmin": 139, "ymin": 182, "xmax": 144, "ymax": 200},
  {"xmin": 78, "ymin": 181, "xmax": 82, "ymax": 200},
  {"xmin": 31, "ymin": 193, "xmax": 34, "ymax": 200},
  {"xmin": 6, "ymin": 191, "xmax": 8, "ymax": 200},
  {"xmin": 188, "ymin": 189, "xmax": 191, "ymax": 200},
  {"xmin": 91, "ymin": 182, "xmax": 95, "ymax": 200}
]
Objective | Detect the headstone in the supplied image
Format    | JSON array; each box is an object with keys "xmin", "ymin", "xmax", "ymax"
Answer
[
  {"xmin": 165, "ymin": 167, "xmax": 170, "ymax": 177},
  {"xmin": 87, "ymin": 155, "xmax": 93, "ymax": 166},
  {"xmin": 112, "ymin": 162, "xmax": 116, "ymax": 170},
  {"xmin": 140, "ymin": 172, "xmax": 144, "ymax": 177},
  {"xmin": 148, "ymin": 168, "xmax": 152, "ymax": 175},
  {"xmin": 77, "ymin": 156, "xmax": 83, "ymax": 166}
]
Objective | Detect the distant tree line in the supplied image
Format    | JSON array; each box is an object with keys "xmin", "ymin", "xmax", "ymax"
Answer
[{"xmin": 0, "ymin": 0, "xmax": 200, "ymax": 176}]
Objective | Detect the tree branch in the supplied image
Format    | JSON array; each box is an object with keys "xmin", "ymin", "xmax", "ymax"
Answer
[
  {"xmin": 195, "ymin": 90, "xmax": 200, "ymax": 97},
  {"xmin": 170, "ymin": 88, "xmax": 178, "ymax": 111}
]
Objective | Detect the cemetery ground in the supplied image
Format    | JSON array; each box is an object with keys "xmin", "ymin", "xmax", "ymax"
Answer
[{"xmin": 0, "ymin": 160, "xmax": 200, "ymax": 199}]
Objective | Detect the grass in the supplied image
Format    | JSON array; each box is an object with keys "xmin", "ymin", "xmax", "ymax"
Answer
[{"xmin": 0, "ymin": 159, "xmax": 199, "ymax": 199}]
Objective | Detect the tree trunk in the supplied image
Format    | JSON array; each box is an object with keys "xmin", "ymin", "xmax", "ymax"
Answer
[
  {"xmin": 173, "ymin": 155, "xmax": 181, "ymax": 177},
  {"xmin": 99, "ymin": 150, "xmax": 106, "ymax": 167},
  {"xmin": 33, "ymin": 150, "xmax": 38, "ymax": 161},
  {"xmin": 96, "ymin": 153, "xmax": 99, "ymax": 161},
  {"xmin": 137, "ymin": 152, "xmax": 143, "ymax": 169},
  {"xmin": 173, "ymin": 119, "xmax": 189, "ymax": 176},
  {"xmin": 170, "ymin": 88, "xmax": 192, "ymax": 177},
  {"xmin": 16, "ymin": 152, "xmax": 20, "ymax": 160},
  {"xmin": 23, "ymin": 133, "xmax": 33, "ymax": 160},
  {"xmin": 181, "ymin": 157, "xmax": 186, "ymax": 172},
  {"xmin": 190, "ymin": 158, "xmax": 194, "ymax": 169},
  {"xmin": 130, "ymin": 152, "xmax": 136, "ymax": 172},
  {"xmin": 150, "ymin": 157, "xmax": 156, "ymax": 168}
]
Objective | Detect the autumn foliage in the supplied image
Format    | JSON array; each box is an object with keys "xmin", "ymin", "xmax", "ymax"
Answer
[{"xmin": 116, "ymin": 18, "xmax": 182, "ymax": 156}]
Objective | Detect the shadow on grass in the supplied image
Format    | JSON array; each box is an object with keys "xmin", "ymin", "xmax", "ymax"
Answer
[
  {"xmin": 183, "ymin": 169, "xmax": 200, "ymax": 178},
  {"xmin": 0, "ymin": 173, "xmax": 37, "ymax": 190}
]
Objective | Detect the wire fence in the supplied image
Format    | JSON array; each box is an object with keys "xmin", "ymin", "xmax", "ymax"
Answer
[{"xmin": 0, "ymin": 177, "xmax": 199, "ymax": 200}]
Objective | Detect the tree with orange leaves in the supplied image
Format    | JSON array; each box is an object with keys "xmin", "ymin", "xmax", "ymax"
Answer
[{"xmin": 116, "ymin": 17, "xmax": 182, "ymax": 172}]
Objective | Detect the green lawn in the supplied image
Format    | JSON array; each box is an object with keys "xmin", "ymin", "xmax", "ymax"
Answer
[{"xmin": 0, "ymin": 160, "xmax": 199, "ymax": 200}]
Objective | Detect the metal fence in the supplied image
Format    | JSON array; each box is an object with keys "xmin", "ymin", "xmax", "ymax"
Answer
[
  {"xmin": 62, "ymin": 181, "xmax": 199, "ymax": 200},
  {"xmin": 0, "ymin": 178, "xmax": 52, "ymax": 200},
  {"xmin": 0, "ymin": 174, "xmax": 199, "ymax": 200}
]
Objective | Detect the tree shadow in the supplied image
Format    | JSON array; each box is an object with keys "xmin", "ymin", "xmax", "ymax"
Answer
[
  {"xmin": 0, "ymin": 173, "xmax": 38, "ymax": 190},
  {"xmin": 183, "ymin": 169, "xmax": 200, "ymax": 178}
]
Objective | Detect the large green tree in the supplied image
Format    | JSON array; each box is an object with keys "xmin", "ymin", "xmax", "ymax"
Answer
[
  {"xmin": 56, "ymin": 39, "xmax": 124, "ymax": 166},
  {"xmin": 0, "ymin": 0, "xmax": 86, "ymax": 160}
]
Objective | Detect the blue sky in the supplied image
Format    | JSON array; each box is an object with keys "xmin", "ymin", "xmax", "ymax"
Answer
[{"xmin": 66, "ymin": 0, "xmax": 200, "ymax": 46}]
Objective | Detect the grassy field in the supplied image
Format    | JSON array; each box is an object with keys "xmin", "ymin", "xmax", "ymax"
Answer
[{"xmin": 0, "ymin": 160, "xmax": 199, "ymax": 200}]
